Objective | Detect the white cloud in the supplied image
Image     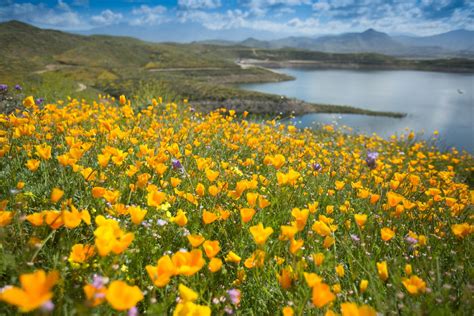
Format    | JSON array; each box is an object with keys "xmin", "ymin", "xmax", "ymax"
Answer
[
  {"xmin": 91, "ymin": 9, "xmax": 123, "ymax": 26},
  {"xmin": 0, "ymin": 0, "xmax": 471, "ymax": 37},
  {"xmin": 72, "ymin": 0, "xmax": 89, "ymax": 6},
  {"xmin": 312, "ymin": 2, "xmax": 331, "ymax": 11},
  {"xmin": 179, "ymin": 9, "xmax": 248, "ymax": 30},
  {"xmin": 275, "ymin": 7, "xmax": 296, "ymax": 17},
  {"xmin": 328, "ymin": 0, "xmax": 355, "ymax": 8},
  {"xmin": 246, "ymin": 0, "xmax": 311, "ymax": 6},
  {"xmin": 57, "ymin": 0, "xmax": 71, "ymax": 11},
  {"xmin": 130, "ymin": 5, "xmax": 168, "ymax": 26},
  {"xmin": 178, "ymin": 0, "xmax": 222, "ymax": 10},
  {"xmin": 0, "ymin": 2, "xmax": 83, "ymax": 28},
  {"xmin": 132, "ymin": 5, "xmax": 167, "ymax": 15},
  {"xmin": 178, "ymin": 1, "xmax": 474, "ymax": 37},
  {"xmin": 421, "ymin": 0, "xmax": 452, "ymax": 10},
  {"xmin": 180, "ymin": 8, "xmax": 323, "ymax": 35},
  {"xmin": 243, "ymin": 0, "xmax": 311, "ymax": 16}
]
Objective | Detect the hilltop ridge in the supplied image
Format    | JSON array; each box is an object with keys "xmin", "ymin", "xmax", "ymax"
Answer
[{"xmin": 203, "ymin": 28, "xmax": 474, "ymax": 58}]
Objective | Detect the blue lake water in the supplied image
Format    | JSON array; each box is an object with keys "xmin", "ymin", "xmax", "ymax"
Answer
[{"xmin": 240, "ymin": 68, "xmax": 474, "ymax": 152}]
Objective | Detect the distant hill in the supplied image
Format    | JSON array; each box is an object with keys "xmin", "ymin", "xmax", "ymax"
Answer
[
  {"xmin": 0, "ymin": 20, "xmax": 85, "ymax": 79},
  {"xmin": 310, "ymin": 29, "xmax": 404, "ymax": 54},
  {"xmin": 240, "ymin": 37, "xmax": 274, "ymax": 49},
  {"xmin": 78, "ymin": 22, "xmax": 279, "ymax": 43},
  {"xmin": 271, "ymin": 36, "xmax": 323, "ymax": 50},
  {"xmin": 0, "ymin": 20, "xmax": 235, "ymax": 82},
  {"xmin": 75, "ymin": 20, "xmax": 474, "ymax": 58},
  {"xmin": 394, "ymin": 29, "xmax": 474, "ymax": 51},
  {"xmin": 203, "ymin": 28, "xmax": 474, "ymax": 58}
]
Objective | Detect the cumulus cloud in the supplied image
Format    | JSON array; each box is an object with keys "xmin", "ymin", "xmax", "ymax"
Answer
[
  {"xmin": 242, "ymin": 0, "xmax": 311, "ymax": 16},
  {"xmin": 275, "ymin": 7, "xmax": 296, "ymax": 17},
  {"xmin": 306, "ymin": 0, "xmax": 473, "ymax": 35},
  {"xmin": 179, "ymin": 9, "xmax": 249, "ymax": 30},
  {"xmin": 72, "ymin": 0, "xmax": 89, "ymax": 6},
  {"xmin": 179, "ymin": 8, "xmax": 322, "ymax": 35},
  {"xmin": 245, "ymin": 0, "xmax": 311, "ymax": 6},
  {"xmin": 132, "ymin": 5, "xmax": 167, "ymax": 15},
  {"xmin": 0, "ymin": 0, "xmax": 471, "ymax": 36},
  {"xmin": 130, "ymin": 5, "xmax": 168, "ymax": 26},
  {"xmin": 91, "ymin": 9, "xmax": 123, "ymax": 26},
  {"xmin": 312, "ymin": 2, "xmax": 331, "ymax": 11},
  {"xmin": 0, "ymin": 1, "xmax": 83, "ymax": 29},
  {"xmin": 178, "ymin": 0, "xmax": 222, "ymax": 10},
  {"xmin": 178, "ymin": 0, "xmax": 473, "ymax": 37},
  {"xmin": 56, "ymin": 0, "xmax": 71, "ymax": 11}
]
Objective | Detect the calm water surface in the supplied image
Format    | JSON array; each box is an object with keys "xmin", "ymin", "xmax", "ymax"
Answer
[{"xmin": 240, "ymin": 69, "xmax": 473, "ymax": 152}]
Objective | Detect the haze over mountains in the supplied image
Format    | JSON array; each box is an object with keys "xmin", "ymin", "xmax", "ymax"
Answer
[
  {"xmin": 200, "ymin": 29, "xmax": 474, "ymax": 58},
  {"xmin": 77, "ymin": 22, "xmax": 473, "ymax": 58},
  {"xmin": 79, "ymin": 22, "xmax": 280, "ymax": 44}
]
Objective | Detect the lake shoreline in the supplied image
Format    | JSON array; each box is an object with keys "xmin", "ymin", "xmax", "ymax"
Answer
[
  {"xmin": 237, "ymin": 67, "xmax": 473, "ymax": 151},
  {"xmin": 189, "ymin": 98, "xmax": 407, "ymax": 118},
  {"xmin": 196, "ymin": 62, "xmax": 405, "ymax": 118},
  {"xmin": 237, "ymin": 59, "xmax": 474, "ymax": 74}
]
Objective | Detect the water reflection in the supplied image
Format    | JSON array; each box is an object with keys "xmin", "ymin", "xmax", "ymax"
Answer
[{"xmin": 240, "ymin": 69, "xmax": 474, "ymax": 152}]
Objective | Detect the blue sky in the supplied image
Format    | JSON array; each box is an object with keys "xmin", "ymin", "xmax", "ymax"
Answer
[{"xmin": 0, "ymin": 0, "xmax": 472, "ymax": 37}]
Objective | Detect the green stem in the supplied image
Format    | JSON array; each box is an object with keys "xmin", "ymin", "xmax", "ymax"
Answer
[{"xmin": 30, "ymin": 229, "xmax": 56, "ymax": 263}]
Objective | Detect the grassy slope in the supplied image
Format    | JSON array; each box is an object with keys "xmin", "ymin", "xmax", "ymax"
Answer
[
  {"xmin": 0, "ymin": 21, "xmax": 291, "ymax": 105},
  {"xmin": 0, "ymin": 21, "xmax": 83, "ymax": 81}
]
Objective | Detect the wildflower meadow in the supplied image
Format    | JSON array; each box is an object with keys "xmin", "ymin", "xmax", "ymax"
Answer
[{"xmin": 0, "ymin": 92, "xmax": 472, "ymax": 315}]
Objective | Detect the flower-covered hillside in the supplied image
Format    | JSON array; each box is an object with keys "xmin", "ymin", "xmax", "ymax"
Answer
[{"xmin": 0, "ymin": 95, "xmax": 472, "ymax": 315}]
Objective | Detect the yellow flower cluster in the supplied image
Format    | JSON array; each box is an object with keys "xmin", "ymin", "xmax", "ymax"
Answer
[{"xmin": 0, "ymin": 95, "xmax": 472, "ymax": 314}]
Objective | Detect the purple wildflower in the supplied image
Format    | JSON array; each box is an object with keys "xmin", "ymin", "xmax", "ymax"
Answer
[
  {"xmin": 405, "ymin": 236, "xmax": 418, "ymax": 245},
  {"xmin": 36, "ymin": 98, "xmax": 44, "ymax": 105},
  {"xmin": 157, "ymin": 219, "xmax": 168, "ymax": 226},
  {"xmin": 40, "ymin": 300, "xmax": 55, "ymax": 313},
  {"xmin": 227, "ymin": 289, "xmax": 241, "ymax": 306},
  {"xmin": 311, "ymin": 163, "xmax": 322, "ymax": 171},
  {"xmin": 128, "ymin": 306, "xmax": 139, "ymax": 316},
  {"xmin": 171, "ymin": 158, "xmax": 183, "ymax": 170},
  {"xmin": 14, "ymin": 84, "xmax": 22, "ymax": 91},
  {"xmin": 350, "ymin": 234, "xmax": 360, "ymax": 242},
  {"xmin": 0, "ymin": 84, "xmax": 7, "ymax": 93},
  {"xmin": 92, "ymin": 274, "xmax": 106, "ymax": 289},
  {"xmin": 365, "ymin": 151, "xmax": 378, "ymax": 169}
]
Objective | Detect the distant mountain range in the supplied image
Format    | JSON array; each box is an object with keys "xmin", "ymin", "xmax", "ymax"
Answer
[
  {"xmin": 198, "ymin": 28, "xmax": 474, "ymax": 58},
  {"xmin": 74, "ymin": 20, "xmax": 474, "ymax": 58},
  {"xmin": 394, "ymin": 29, "xmax": 474, "ymax": 51},
  {"xmin": 78, "ymin": 22, "xmax": 279, "ymax": 44}
]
